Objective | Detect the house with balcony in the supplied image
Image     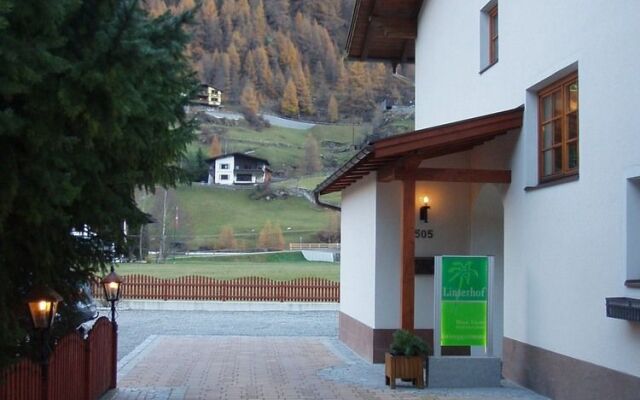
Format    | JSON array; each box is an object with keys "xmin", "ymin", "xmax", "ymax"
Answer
[
  {"xmin": 315, "ymin": 1, "xmax": 640, "ymax": 399},
  {"xmin": 196, "ymin": 83, "xmax": 222, "ymax": 107},
  {"xmin": 207, "ymin": 153, "xmax": 271, "ymax": 186}
]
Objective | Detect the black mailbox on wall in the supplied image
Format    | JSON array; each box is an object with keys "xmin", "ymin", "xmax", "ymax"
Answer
[
  {"xmin": 415, "ymin": 257, "xmax": 434, "ymax": 275},
  {"xmin": 606, "ymin": 297, "xmax": 640, "ymax": 322}
]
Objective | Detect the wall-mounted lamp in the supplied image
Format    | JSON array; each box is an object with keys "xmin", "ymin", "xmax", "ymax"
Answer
[{"xmin": 419, "ymin": 196, "xmax": 430, "ymax": 223}]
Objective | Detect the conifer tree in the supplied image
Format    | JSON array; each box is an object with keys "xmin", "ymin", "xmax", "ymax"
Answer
[
  {"xmin": 240, "ymin": 82, "xmax": 260, "ymax": 116},
  {"xmin": 217, "ymin": 226, "xmax": 238, "ymax": 249},
  {"xmin": 209, "ymin": 135, "xmax": 222, "ymax": 157},
  {"xmin": 257, "ymin": 221, "xmax": 274, "ymax": 249},
  {"xmin": 328, "ymin": 95, "xmax": 339, "ymax": 122},
  {"xmin": 0, "ymin": 0, "xmax": 197, "ymax": 367},
  {"xmin": 272, "ymin": 223, "xmax": 286, "ymax": 250},
  {"xmin": 281, "ymin": 79, "xmax": 299, "ymax": 117},
  {"xmin": 244, "ymin": 50, "xmax": 258, "ymax": 84},
  {"xmin": 294, "ymin": 64, "xmax": 314, "ymax": 115},
  {"xmin": 252, "ymin": 0, "xmax": 267, "ymax": 45},
  {"xmin": 227, "ymin": 44, "xmax": 241, "ymax": 100},
  {"xmin": 302, "ymin": 135, "xmax": 323, "ymax": 174},
  {"xmin": 255, "ymin": 46, "xmax": 274, "ymax": 96}
]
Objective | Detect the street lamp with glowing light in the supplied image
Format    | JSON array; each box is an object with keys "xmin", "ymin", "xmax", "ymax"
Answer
[{"xmin": 26, "ymin": 287, "xmax": 63, "ymax": 330}]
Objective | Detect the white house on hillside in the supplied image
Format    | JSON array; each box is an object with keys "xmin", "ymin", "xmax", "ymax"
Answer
[
  {"xmin": 206, "ymin": 153, "xmax": 271, "ymax": 186},
  {"xmin": 196, "ymin": 83, "xmax": 222, "ymax": 107},
  {"xmin": 315, "ymin": 1, "xmax": 640, "ymax": 399}
]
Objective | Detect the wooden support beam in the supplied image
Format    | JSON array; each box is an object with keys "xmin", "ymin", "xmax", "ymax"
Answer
[
  {"xmin": 399, "ymin": 157, "xmax": 421, "ymax": 331},
  {"xmin": 395, "ymin": 167, "xmax": 512, "ymax": 183},
  {"xmin": 360, "ymin": 0, "xmax": 378, "ymax": 60},
  {"xmin": 419, "ymin": 167, "xmax": 510, "ymax": 183},
  {"xmin": 370, "ymin": 17, "xmax": 417, "ymax": 39},
  {"xmin": 401, "ymin": 178, "xmax": 416, "ymax": 331}
]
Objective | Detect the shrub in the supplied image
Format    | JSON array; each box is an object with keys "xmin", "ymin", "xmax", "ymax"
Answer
[{"xmin": 389, "ymin": 330, "xmax": 430, "ymax": 357}]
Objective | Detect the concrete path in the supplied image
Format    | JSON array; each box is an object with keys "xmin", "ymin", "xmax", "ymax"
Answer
[{"xmin": 103, "ymin": 335, "xmax": 548, "ymax": 400}]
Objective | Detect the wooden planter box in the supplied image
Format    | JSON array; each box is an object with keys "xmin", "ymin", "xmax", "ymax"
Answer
[{"xmin": 384, "ymin": 352, "xmax": 425, "ymax": 389}]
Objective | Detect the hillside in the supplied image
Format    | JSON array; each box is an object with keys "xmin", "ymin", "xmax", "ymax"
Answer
[
  {"xmin": 137, "ymin": 185, "xmax": 338, "ymax": 252},
  {"xmin": 145, "ymin": 0, "xmax": 414, "ymax": 122}
]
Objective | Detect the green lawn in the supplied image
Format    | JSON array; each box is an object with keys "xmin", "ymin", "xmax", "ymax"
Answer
[
  {"xmin": 140, "ymin": 185, "xmax": 337, "ymax": 250},
  {"xmin": 272, "ymin": 175, "xmax": 341, "ymax": 206},
  {"xmin": 116, "ymin": 253, "xmax": 339, "ymax": 281}
]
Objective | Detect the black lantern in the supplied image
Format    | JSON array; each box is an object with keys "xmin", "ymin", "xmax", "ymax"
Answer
[
  {"xmin": 101, "ymin": 267, "xmax": 123, "ymax": 390},
  {"xmin": 101, "ymin": 271, "xmax": 123, "ymax": 302},
  {"xmin": 419, "ymin": 196, "xmax": 431, "ymax": 223},
  {"xmin": 26, "ymin": 286, "xmax": 62, "ymax": 330}
]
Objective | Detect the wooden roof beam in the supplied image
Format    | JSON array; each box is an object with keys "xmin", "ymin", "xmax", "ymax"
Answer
[
  {"xmin": 360, "ymin": 0, "xmax": 379, "ymax": 60},
  {"xmin": 370, "ymin": 17, "xmax": 417, "ymax": 39},
  {"xmin": 387, "ymin": 167, "xmax": 512, "ymax": 183}
]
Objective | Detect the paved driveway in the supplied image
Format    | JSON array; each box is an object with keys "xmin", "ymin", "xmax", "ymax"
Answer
[{"xmin": 103, "ymin": 310, "xmax": 547, "ymax": 400}]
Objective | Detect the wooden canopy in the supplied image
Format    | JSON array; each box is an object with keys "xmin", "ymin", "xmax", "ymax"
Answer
[
  {"xmin": 317, "ymin": 106, "xmax": 523, "ymax": 332},
  {"xmin": 315, "ymin": 106, "xmax": 524, "ymax": 196},
  {"xmin": 346, "ymin": 0, "xmax": 424, "ymax": 64}
]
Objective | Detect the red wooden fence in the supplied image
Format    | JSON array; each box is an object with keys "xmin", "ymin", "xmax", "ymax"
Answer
[
  {"xmin": 0, "ymin": 317, "xmax": 115, "ymax": 400},
  {"xmin": 93, "ymin": 275, "xmax": 340, "ymax": 302}
]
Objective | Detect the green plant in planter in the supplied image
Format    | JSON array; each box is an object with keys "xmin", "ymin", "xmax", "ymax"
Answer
[{"xmin": 389, "ymin": 330, "xmax": 430, "ymax": 356}]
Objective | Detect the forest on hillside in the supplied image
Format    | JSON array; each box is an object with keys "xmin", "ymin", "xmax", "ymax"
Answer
[{"xmin": 145, "ymin": 0, "xmax": 414, "ymax": 122}]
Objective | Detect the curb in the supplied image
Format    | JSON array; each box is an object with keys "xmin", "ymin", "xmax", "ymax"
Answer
[{"xmin": 101, "ymin": 300, "xmax": 339, "ymax": 312}]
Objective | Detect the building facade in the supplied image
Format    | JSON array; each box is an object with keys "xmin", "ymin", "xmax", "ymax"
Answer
[
  {"xmin": 207, "ymin": 153, "xmax": 271, "ymax": 186},
  {"xmin": 316, "ymin": 1, "xmax": 640, "ymax": 399},
  {"xmin": 197, "ymin": 84, "xmax": 222, "ymax": 107}
]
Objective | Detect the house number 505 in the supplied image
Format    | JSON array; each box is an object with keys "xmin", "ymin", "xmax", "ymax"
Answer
[{"xmin": 415, "ymin": 229, "xmax": 434, "ymax": 239}]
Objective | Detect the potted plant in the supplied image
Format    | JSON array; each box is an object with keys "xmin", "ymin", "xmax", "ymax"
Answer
[{"xmin": 385, "ymin": 330, "xmax": 430, "ymax": 389}]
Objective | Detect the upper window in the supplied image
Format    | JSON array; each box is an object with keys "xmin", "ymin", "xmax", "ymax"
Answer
[
  {"xmin": 480, "ymin": 1, "xmax": 498, "ymax": 72},
  {"xmin": 220, "ymin": 163, "xmax": 229, "ymax": 169},
  {"xmin": 488, "ymin": 5, "xmax": 498, "ymax": 65},
  {"xmin": 538, "ymin": 72, "xmax": 579, "ymax": 181}
]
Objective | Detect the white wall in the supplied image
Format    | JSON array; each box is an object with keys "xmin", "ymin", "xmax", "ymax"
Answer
[
  {"xmin": 340, "ymin": 173, "xmax": 378, "ymax": 327},
  {"xmin": 415, "ymin": 0, "xmax": 640, "ymax": 377},
  {"xmin": 373, "ymin": 181, "xmax": 402, "ymax": 328},
  {"xmin": 214, "ymin": 156, "xmax": 235, "ymax": 185}
]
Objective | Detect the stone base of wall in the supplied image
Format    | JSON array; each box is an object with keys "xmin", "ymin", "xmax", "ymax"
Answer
[
  {"xmin": 339, "ymin": 312, "xmax": 432, "ymax": 363},
  {"xmin": 503, "ymin": 337, "xmax": 640, "ymax": 400}
]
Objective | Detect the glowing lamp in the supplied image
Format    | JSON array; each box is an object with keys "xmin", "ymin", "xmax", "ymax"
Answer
[
  {"xmin": 101, "ymin": 271, "xmax": 123, "ymax": 302},
  {"xmin": 26, "ymin": 287, "xmax": 62, "ymax": 330},
  {"xmin": 419, "ymin": 196, "xmax": 431, "ymax": 223}
]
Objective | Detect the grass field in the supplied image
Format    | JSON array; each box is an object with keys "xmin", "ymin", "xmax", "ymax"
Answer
[
  {"xmin": 116, "ymin": 252, "xmax": 339, "ymax": 281},
  {"xmin": 272, "ymin": 174, "xmax": 341, "ymax": 206},
  {"xmin": 140, "ymin": 185, "xmax": 338, "ymax": 250}
]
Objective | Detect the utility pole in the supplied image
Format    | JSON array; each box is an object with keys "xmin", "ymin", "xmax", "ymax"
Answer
[{"xmin": 159, "ymin": 188, "xmax": 168, "ymax": 263}]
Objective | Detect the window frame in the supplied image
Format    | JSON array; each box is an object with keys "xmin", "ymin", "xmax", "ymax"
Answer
[
  {"xmin": 220, "ymin": 174, "xmax": 229, "ymax": 180},
  {"xmin": 220, "ymin": 163, "xmax": 229, "ymax": 170},
  {"xmin": 537, "ymin": 72, "xmax": 579, "ymax": 182},
  {"xmin": 488, "ymin": 5, "xmax": 498, "ymax": 66}
]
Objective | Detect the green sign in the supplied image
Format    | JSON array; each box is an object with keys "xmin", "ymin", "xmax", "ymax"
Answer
[{"xmin": 440, "ymin": 256, "xmax": 488, "ymax": 346}]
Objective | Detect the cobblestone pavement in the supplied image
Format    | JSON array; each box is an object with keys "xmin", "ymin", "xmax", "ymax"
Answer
[
  {"xmin": 115, "ymin": 310, "xmax": 338, "ymax": 361},
  {"xmin": 104, "ymin": 310, "xmax": 547, "ymax": 400},
  {"xmin": 103, "ymin": 334, "xmax": 548, "ymax": 400}
]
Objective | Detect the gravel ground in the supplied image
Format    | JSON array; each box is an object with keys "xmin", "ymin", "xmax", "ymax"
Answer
[{"xmin": 114, "ymin": 309, "xmax": 338, "ymax": 360}]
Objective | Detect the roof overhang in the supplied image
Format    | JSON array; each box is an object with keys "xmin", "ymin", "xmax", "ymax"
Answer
[
  {"xmin": 315, "ymin": 106, "xmax": 524, "ymax": 195},
  {"xmin": 346, "ymin": 0, "xmax": 424, "ymax": 64}
]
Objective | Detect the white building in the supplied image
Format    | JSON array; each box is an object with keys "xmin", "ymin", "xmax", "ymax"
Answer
[
  {"xmin": 197, "ymin": 83, "xmax": 222, "ymax": 107},
  {"xmin": 207, "ymin": 153, "xmax": 271, "ymax": 186},
  {"xmin": 315, "ymin": 1, "xmax": 640, "ymax": 398}
]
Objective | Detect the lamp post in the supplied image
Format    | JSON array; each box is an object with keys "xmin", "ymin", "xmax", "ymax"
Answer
[
  {"xmin": 26, "ymin": 286, "xmax": 62, "ymax": 400},
  {"xmin": 101, "ymin": 266, "xmax": 123, "ymax": 389}
]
